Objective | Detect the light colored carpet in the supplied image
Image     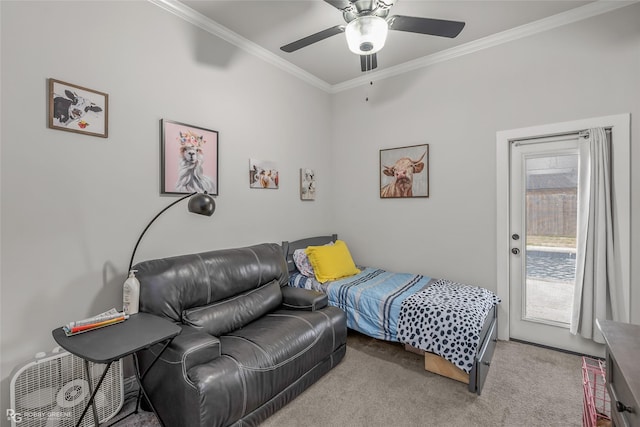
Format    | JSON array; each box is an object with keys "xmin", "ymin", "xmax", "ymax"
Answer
[{"xmin": 111, "ymin": 331, "xmax": 584, "ymax": 426}]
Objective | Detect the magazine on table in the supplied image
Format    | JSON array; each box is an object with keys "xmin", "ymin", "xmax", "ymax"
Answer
[{"xmin": 63, "ymin": 308, "xmax": 128, "ymax": 336}]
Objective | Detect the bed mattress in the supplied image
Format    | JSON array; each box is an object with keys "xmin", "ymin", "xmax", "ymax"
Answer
[
  {"xmin": 290, "ymin": 267, "xmax": 431, "ymax": 341},
  {"xmin": 289, "ymin": 268, "xmax": 500, "ymax": 373}
]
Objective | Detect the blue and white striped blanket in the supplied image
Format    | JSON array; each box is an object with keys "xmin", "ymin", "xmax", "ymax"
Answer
[
  {"xmin": 289, "ymin": 268, "xmax": 500, "ymax": 373},
  {"xmin": 289, "ymin": 267, "xmax": 432, "ymax": 341}
]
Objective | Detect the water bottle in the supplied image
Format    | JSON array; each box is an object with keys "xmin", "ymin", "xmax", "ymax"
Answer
[{"xmin": 123, "ymin": 270, "xmax": 140, "ymax": 315}]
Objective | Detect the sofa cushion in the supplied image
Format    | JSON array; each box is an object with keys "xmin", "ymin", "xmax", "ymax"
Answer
[
  {"xmin": 187, "ymin": 306, "xmax": 347, "ymax": 424},
  {"xmin": 135, "ymin": 243, "xmax": 288, "ymax": 322},
  {"xmin": 183, "ymin": 279, "xmax": 282, "ymax": 336}
]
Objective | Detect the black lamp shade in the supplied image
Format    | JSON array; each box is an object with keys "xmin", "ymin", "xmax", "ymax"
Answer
[{"xmin": 188, "ymin": 192, "xmax": 216, "ymax": 216}]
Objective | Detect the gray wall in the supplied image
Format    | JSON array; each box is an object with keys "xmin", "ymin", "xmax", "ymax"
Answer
[
  {"xmin": 1, "ymin": 0, "xmax": 638, "ymax": 422},
  {"xmin": 330, "ymin": 5, "xmax": 639, "ymax": 315},
  {"xmin": 0, "ymin": 0, "xmax": 333, "ymax": 415}
]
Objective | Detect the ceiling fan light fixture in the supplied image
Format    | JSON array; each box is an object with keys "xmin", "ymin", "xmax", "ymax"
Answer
[{"xmin": 345, "ymin": 15, "xmax": 388, "ymax": 55}]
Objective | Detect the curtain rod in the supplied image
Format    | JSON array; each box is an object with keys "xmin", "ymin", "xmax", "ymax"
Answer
[{"xmin": 511, "ymin": 127, "xmax": 611, "ymax": 147}]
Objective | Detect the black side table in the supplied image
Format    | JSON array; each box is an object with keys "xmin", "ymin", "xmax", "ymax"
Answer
[{"xmin": 52, "ymin": 312, "xmax": 181, "ymax": 427}]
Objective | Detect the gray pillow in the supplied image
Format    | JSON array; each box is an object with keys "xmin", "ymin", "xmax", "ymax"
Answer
[{"xmin": 183, "ymin": 279, "xmax": 282, "ymax": 336}]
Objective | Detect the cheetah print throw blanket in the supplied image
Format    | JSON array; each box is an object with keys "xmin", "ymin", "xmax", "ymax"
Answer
[{"xmin": 396, "ymin": 279, "xmax": 501, "ymax": 374}]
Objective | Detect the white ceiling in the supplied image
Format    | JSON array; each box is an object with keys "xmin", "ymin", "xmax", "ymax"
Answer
[{"xmin": 153, "ymin": 0, "xmax": 629, "ymax": 91}]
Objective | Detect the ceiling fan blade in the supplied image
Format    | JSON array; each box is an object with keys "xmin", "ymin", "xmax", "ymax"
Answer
[
  {"xmin": 388, "ymin": 15, "xmax": 465, "ymax": 38},
  {"xmin": 324, "ymin": 0, "xmax": 356, "ymax": 13},
  {"xmin": 280, "ymin": 25, "xmax": 345, "ymax": 53},
  {"xmin": 360, "ymin": 53, "xmax": 378, "ymax": 72}
]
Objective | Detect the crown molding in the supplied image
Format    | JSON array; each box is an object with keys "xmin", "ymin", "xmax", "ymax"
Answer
[
  {"xmin": 149, "ymin": 0, "xmax": 638, "ymax": 94},
  {"xmin": 148, "ymin": 0, "xmax": 333, "ymax": 92},
  {"xmin": 331, "ymin": 0, "xmax": 639, "ymax": 93}
]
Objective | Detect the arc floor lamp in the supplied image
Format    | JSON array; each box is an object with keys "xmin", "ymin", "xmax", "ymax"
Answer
[{"xmin": 128, "ymin": 192, "xmax": 216, "ymax": 271}]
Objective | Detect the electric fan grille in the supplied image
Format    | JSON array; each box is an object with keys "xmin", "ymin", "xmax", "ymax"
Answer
[{"xmin": 10, "ymin": 349, "xmax": 123, "ymax": 427}]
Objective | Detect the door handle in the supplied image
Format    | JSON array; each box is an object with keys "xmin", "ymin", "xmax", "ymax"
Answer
[
  {"xmin": 615, "ymin": 400, "xmax": 634, "ymax": 414},
  {"xmin": 511, "ymin": 248, "xmax": 520, "ymax": 255}
]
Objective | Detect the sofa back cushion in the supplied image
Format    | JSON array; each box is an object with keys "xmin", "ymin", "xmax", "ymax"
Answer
[
  {"xmin": 136, "ymin": 243, "xmax": 288, "ymax": 323},
  {"xmin": 183, "ymin": 279, "xmax": 282, "ymax": 336}
]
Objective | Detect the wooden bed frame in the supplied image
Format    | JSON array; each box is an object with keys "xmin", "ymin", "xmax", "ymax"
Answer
[
  {"xmin": 405, "ymin": 305, "xmax": 497, "ymax": 394},
  {"xmin": 281, "ymin": 234, "xmax": 498, "ymax": 395}
]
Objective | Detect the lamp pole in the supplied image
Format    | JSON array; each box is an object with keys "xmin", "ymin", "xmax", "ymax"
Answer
[{"xmin": 127, "ymin": 192, "xmax": 215, "ymax": 271}]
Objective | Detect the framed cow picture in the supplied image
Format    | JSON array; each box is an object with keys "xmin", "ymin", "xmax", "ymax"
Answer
[
  {"xmin": 249, "ymin": 159, "xmax": 279, "ymax": 189},
  {"xmin": 379, "ymin": 144, "xmax": 429, "ymax": 198},
  {"xmin": 48, "ymin": 78, "xmax": 108, "ymax": 138}
]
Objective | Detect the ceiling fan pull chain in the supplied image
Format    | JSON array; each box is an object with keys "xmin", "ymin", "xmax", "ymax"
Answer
[{"xmin": 365, "ymin": 80, "xmax": 374, "ymax": 102}]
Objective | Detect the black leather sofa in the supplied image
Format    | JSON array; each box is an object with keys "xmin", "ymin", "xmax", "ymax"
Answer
[{"xmin": 134, "ymin": 243, "xmax": 347, "ymax": 426}]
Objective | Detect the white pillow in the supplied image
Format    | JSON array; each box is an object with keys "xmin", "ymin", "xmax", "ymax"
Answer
[
  {"xmin": 293, "ymin": 249, "xmax": 315, "ymax": 277},
  {"xmin": 292, "ymin": 241, "xmax": 334, "ymax": 277}
]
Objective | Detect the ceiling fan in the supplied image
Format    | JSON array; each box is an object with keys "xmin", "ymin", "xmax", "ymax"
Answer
[{"xmin": 280, "ymin": 0, "xmax": 466, "ymax": 72}]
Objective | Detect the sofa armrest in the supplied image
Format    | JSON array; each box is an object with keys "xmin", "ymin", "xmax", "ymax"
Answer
[
  {"xmin": 160, "ymin": 325, "xmax": 221, "ymax": 372},
  {"xmin": 281, "ymin": 287, "xmax": 328, "ymax": 311}
]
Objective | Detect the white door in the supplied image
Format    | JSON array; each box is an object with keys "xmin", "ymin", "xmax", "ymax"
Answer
[{"xmin": 509, "ymin": 135, "xmax": 602, "ymax": 356}]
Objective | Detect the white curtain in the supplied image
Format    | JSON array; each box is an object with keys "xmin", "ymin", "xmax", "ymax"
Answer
[{"xmin": 570, "ymin": 127, "xmax": 621, "ymax": 343}]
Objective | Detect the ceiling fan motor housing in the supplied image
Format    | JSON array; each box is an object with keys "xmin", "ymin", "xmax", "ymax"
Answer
[{"xmin": 341, "ymin": 0, "xmax": 394, "ymax": 22}]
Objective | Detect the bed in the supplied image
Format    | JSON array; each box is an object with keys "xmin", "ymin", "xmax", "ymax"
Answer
[{"xmin": 281, "ymin": 234, "xmax": 500, "ymax": 395}]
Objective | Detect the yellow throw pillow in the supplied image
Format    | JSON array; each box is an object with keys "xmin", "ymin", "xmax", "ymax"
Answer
[{"xmin": 305, "ymin": 240, "xmax": 361, "ymax": 283}]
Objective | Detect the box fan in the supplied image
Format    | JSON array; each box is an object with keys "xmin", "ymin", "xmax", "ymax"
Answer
[{"xmin": 10, "ymin": 347, "xmax": 123, "ymax": 427}]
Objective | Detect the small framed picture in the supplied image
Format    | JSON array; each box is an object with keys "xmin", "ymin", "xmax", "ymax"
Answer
[
  {"xmin": 380, "ymin": 144, "xmax": 429, "ymax": 198},
  {"xmin": 249, "ymin": 159, "xmax": 279, "ymax": 189},
  {"xmin": 48, "ymin": 78, "xmax": 108, "ymax": 138},
  {"xmin": 161, "ymin": 119, "xmax": 218, "ymax": 195},
  {"xmin": 300, "ymin": 168, "xmax": 316, "ymax": 200}
]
